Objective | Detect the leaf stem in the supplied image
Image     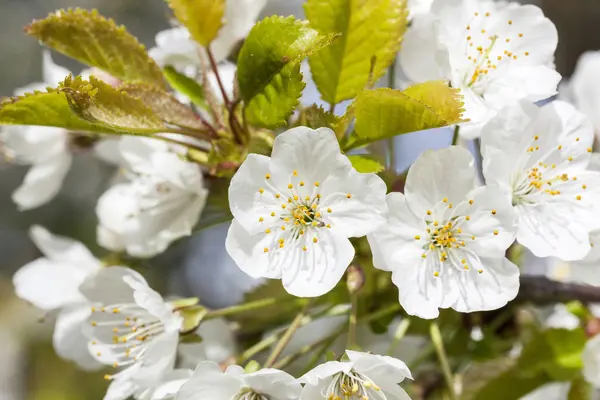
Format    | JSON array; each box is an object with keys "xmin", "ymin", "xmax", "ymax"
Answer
[
  {"xmin": 205, "ymin": 296, "xmax": 296, "ymax": 320},
  {"xmin": 451, "ymin": 125, "xmax": 460, "ymax": 146},
  {"xmin": 206, "ymin": 45, "xmax": 231, "ymax": 107},
  {"xmin": 264, "ymin": 300, "xmax": 314, "ymax": 367},
  {"xmin": 274, "ymin": 325, "xmax": 345, "ymax": 370},
  {"xmin": 430, "ymin": 322, "xmax": 457, "ymax": 400}
]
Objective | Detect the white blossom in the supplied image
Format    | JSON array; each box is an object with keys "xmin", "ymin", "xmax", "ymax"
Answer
[
  {"xmin": 12, "ymin": 225, "xmax": 102, "ymax": 370},
  {"xmin": 1, "ymin": 52, "xmax": 72, "ymax": 210},
  {"xmin": 175, "ymin": 361, "xmax": 301, "ymax": 400},
  {"xmin": 519, "ymin": 382, "xmax": 572, "ymax": 400},
  {"xmin": 584, "ymin": 335, "xmax": 600, "ymax": 389},
  {"xmin": 96, "ymin": 137, "xmax": 208, "ymax": 258},
  {"xmin": 407, "ymin": 0, "xmax": 433, "ymax": 19},
  {"xmin": 226, "ymin": 127, "xmax": 388, "ymax": 297},
  {"xmin": 368, "ymin": 146, "xmax": 519, "ymax": 319},
  {"xmin": 400, "ymin": 0, "xmax": 560, "ymax": 138},
  {"xmin": 81, "ymin": 266, "xmax": 182, "ymax": 400},
  {"xmin": 149, "ymin": 0, "xmax": 267, "ymax": 71},
  {"xmin": 299, "ymin": 350, "xmax": 413, "ymax": 400},
  {"xmin": 481, "ymin": 100, "xmax": 600, "ymax": 261}
]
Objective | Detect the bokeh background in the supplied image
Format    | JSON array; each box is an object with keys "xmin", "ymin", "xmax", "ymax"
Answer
[{"xmin": 0, "ymin": 0, "xmax": 596, "ymax": 398}]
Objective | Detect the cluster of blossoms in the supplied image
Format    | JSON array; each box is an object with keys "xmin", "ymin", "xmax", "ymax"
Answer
[{"xmin": 4, "ymin": 0, "xmax": 600, "ymax": 398}]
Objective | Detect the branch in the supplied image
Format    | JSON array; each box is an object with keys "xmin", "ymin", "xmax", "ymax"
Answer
[{"xmin": 517, "ymin": 276, "xmax": 600, "ymax": 305}]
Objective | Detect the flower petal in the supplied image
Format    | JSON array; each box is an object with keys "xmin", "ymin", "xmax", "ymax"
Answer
[
  {"xmin": 298, "ymin": 361, "xmax": 351, "ymax": 385},
  {"xmin": 30, "ymin": 225, "xmax": 99, "ymax": 267},
  {"xmin": 404, "ymin": 146, "xmax": 476, "ymax": 216},
  {"xmin": 53, "ymin": 304, "xmax": 102, "ymax": 371},
  {"xmin": 122, "ymin": 274, "xmax": 180, "ymax": 331},
  {"xmin": 175, "ymin": 361, "xmax": 242, "ymax": 400},
  {"xmin": 347, "ymin": 350, "xmax": 413, "ymax": 382},
  {"xmin": 79, "ymin": 266, "xmax": 142, "ymax": 305},
  {"xmin": 244, "ymin": 369, "xmax": 302, "ymax": 399},
  {"xmin": 583, "ymin": 334, "xmax": 600, "ymax": 387}
]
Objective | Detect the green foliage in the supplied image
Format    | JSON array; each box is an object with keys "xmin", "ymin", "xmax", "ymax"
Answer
[
  {"xmin": 163, "ymin": 66, "xmax": 208, "ymax": 110},
  {"xmin": 295, "ymin": 104, "xmax": 340, "ymax": 130},
  {"xmin": 345, "ymin": 81, "xmax": 465, "ymax": 150},
  {"xmin": 348, "ymin": 155, "xmax": 384, "ymax": 173},
  {"xmin": 305, "ymin": 0, "xmax": 408, "ymax": 104},
  {"xmin": 59, "ymin": 75, "xmax": 167, "ymax": 134},
  {"xmin": 245, "ymin": 64, "xmax": 306, "ymax": 128},
  {"xmin": 179, "ymin": 306, "xmax": 208, "ymax": 334},
  {"xmin": 569, "ymin": 374, "xmax": 592, "ymax": 400},
  {"xmin": 237, "ymin": 16, "xmax": 337, "ymax": 127},
  {"xmin": 0, "ymin": 89, "xmax": 106, "ymax": 132},
  {"xmin": 26, "ymin": 9, "xmax": 166, "ymax": 89},
  {"xmin": 166, "ymin": 0, "xmax": 225, "ymax": 47},
  {"xmin": 120, "ymin": 83, "xmax": 205, "ymax": 131}
]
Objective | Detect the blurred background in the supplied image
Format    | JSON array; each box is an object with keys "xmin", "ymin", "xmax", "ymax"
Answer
[{"xmin": 0, "ymin": 0, "xmax": 596, "ymax": 398}]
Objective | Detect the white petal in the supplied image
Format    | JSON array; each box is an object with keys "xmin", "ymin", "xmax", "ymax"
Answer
[
  {"xmin": 122, "ymin": 275, "xmax": 180, "ymax": 331},
  {"xmin": 347, "ymin": 350, "xmax": 413, "ymax": 382},
  {"xmin": 270, "ymin": 127, "xmax": 351, "ymax": 187},
  {"xmin": 178, "ymin": 319, "xmax": 236, "ymax": 367},
  {"xmin": 13, "ymin": 153, "xmax": 72, "ymax": 210},
  {"xmin": 569, "ymin": 51, "xmax": 600, "ymax": 134},
  {"xmin": 79, "ymin": 266, "xmax": 141, "ymax": 305},
  {"xmin": 444, "ymin": 257, "xmax": 520, "ymax": 314},
  {"xmin": 583, "ymin": 335, "xmax": 600, "ymax": 387},
  {"xmin": 175, "ymin": 361, "xmax": 242, "ymax": 400},
  {"xmin": 399, "ymin": 14, "xmax": 450, "ymax": 83},
  {"xmin": 404, "ymin": 147, "xmax": 476, "ymax": 215},
  {"xmin": 53, "ymin": 304, "xmax": 102, "ymax": 371},
  {"xmin": 228, "ymin": 153, "xmax": 277, "ymax": 235},
  {"xmin": 144, "ymin": 369, "xmax": 193, "ymax": 400},
  {"xmin": 300, "ymin": 379, "xmax": 332, "ymax": 400},
  {"xmin": 298, "ymin": 361, "xmax": 352, "ymax": 385},
  {"xmin": 105, "ymin": 376, "xmax": 138, "ymax": 400},
  {"xmin": 149, "ymin": 27, "xmax": 201, "ymax": 70},
  {"xmin": 29, "ymin": 225, "xmax": 100, "ymax": 266},
  {"xmin": 485, "ymin": 65, "xmax": 561, "ymax": 105},
  {"xmin": 319, "ymin": 168, "xmax": 388, "ymax": 238},
  {"xmin": 96, "ymin": 184, "xmax": 140, "ymax": 253},
  {"xmin": 368, "ymin": 192, "xmax": 425, "ymax": 273},
  {"xmin": 243, "ymin": 369, "xmax": 302, "ymax": 399},
  {"xmin": 520, "ymin": 382, "xmax": 572, "ymax": 400},
  {"xmin": 13, "ymin": 258, "xmax": 89, "ymax": 310},
  {"xmin": 132, "ymin": 331, "xmax": 179, "ymax": 387}
]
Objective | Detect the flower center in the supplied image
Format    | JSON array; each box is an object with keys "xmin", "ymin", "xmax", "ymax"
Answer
[
  {"xmin": 323, "ymin": 371, "xmax": 385, "ymax": 400},
  {"xmin": 89, "ymin": 302, "xmax": 171, "ymax": 370}
]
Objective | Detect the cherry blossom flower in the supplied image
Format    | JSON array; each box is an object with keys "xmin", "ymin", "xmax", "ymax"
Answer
[
  {"xmin": 481, "ymin": 100, "xmax": 600, "ymax": 261},
  {"xmin": 175, "ymin": 361, "xmax": 301, "ymax": 400},
  {"xmin": 1, "ymin": 52, "xmax": 72, "ymax": 210},
  {"xmin": 299, "ymin": 350, "xmax": 412, "ymax": 399},
  {"xmin": 368, "ymin": 146, "xmax": 519, "ymax": 319},
  {"xmin": 96, "ymin": 137, "xmax": 208, "ymax": 258},
  {"xmin": 226, "ymin": 127, "xmax": 388, "ymax": 297},
  {"xmin": 12, "ymin": 225, "xmax": 102, "ymax": 370},
  {"xmin": 584, "ymin": 335, "xmax": 600, "ymax": 388},
  {"xmin": 81, "ymin": 267, "xmax": 183, "ymax": 400},
  {"xmin": 400, "ymin": 0, "xmax": 560, "ymax": 138}
]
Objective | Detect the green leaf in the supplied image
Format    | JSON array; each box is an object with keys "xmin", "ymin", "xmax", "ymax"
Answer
[
  {"xmin": 237, "ymin": 16, "xmax": 337, "ymax": 126},
  {"xmin": 346, "ymin": 82, "xmax": 465, "ymax": 150},
  {"xmin": 120, "ymin": 83, "xmax": 205, "ymax": 131},
  {"xmin": 296, "ymin": 104, "xmax": 341, "ymax": 130},
  {"xmin": 245, "ymin": 63, "xmax": 306, "ymax": 128},
  {"xmin": 163, "ymin": 66, "xmax": 208, "ymax": 110},
  {"xmin": 59, "ymin": 75, "xmax": 167, "ymax": 134},
  {"xmin": 305, "ymin": 0, "xmax": 408, "ymax": 104},
  {"xmin": 26, "ymin": 9, "xmax": 166, "ymax": 89},
  {"xmin": 179, "ymin": 306, "xmax": 208, "ymax": 334},
  {"xmin": 0, "ymin": 90, "xmax": 107, "ymax": 132},
  {"xmin": 167, "ymin": 0, "xmax": 225, "ymax": 46},
  {"xmin": 348, "ymin": 155, "xmax": 384, "ymax": 173}
]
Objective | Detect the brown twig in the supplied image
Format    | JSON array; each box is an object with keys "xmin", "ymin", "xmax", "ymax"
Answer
[
  {"xmin": 517, "ymin": 276, "xmax": 600, "ymax": 305},
  {"xmin": 206, "ymin": 45, "xmax": 231, "ymax": 107}
]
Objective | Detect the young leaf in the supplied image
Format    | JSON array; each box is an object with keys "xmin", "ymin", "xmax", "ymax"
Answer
[
  {"xmin": 237, "ymin": 16, "xmax": 337, "ymax": 126},
  {"xmin": 163, "ymin": 66, "xmax": 208, "ymax": 110},
  {"xmin": 166, "ymin": 0, "xmax": 225, "ymax": 47},
  {"xmin": 305, "ymin": 0, "xmax": 408, "ymax": 104},
  {"xmin": 348, "ymin": 155, "xmax": 384, "ymax": 173},
  {"xmin": 0, "ymin": 90, "xmax": 107, "ymax": 132},
  {"xmin": 296, "ymin": 104, "xmax": 341, "ymax": 130},
  {"xmin": 245, "ymin": 63, "xmax": 306, "ymax": 128},
  {"xmin": 59, "ymin": 75, "xmax": 167, "ymax": 134},
  {"xmin": 120, "ymin": 83, "xmax": 205, "ymax": 131},
  {"xmin": 346, "ymin": 82, "xmax": 465, "ymax": 150},
  {"xmin": 26, "ymin": 9, "xmax": 166, "ymax": 89}
]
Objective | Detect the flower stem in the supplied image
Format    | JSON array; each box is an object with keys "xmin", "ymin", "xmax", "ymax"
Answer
[
  {"xmin": 205, "ymin": 296, "xmax": 297, "ymax": 320},
  {"xmin": 264, "ymin": 300, "xmax": 313, "ymax": 367},
  {"xmin": 206, "ymin": 45, "xmax": 231, "ymax": 107},
  {"xmin": 347, "ymin": 294, "xmax": 359, "ymax": 349},
  {"xmin": 451, "ymin": 125, "xmax": 460, "ymax": 146},
  {"xmin": 273, "ymin": 325, "xmax": 345, "ymax": 370},
  {"xmin": 430, "ymin": 322, "xmax": 457, "ymax": 400}
]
